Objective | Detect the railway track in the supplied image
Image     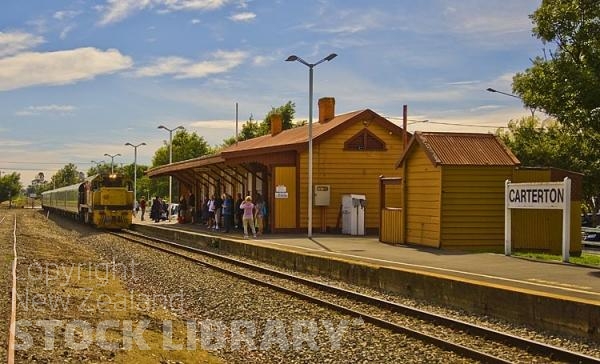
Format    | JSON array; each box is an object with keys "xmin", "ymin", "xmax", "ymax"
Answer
[{"xmin": 111, "ymin": 229, "xmax": 600, "ymax": 363}]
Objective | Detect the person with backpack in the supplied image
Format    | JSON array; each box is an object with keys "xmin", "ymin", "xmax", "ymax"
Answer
[
  {"xmin": 254, "ymin": 193, "xmax": 267, "ymax": 235},
  {"xmin": 235, "ymin": 192, "xmax": 244, "ymax": 230},
  {"xmin": 140, "ymin": 198, "xmax": 146, "ymax": 221}
]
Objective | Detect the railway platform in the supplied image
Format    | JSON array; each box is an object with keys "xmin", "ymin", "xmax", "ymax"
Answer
[{"xmin": 131, "ymin": 217, "xmax": 600, "ymax": 340}]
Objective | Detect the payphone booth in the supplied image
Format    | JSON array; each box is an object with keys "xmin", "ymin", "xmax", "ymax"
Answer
[{"xmin": 342, "ymin": 194, "xmax": 366, "ymax": 235}]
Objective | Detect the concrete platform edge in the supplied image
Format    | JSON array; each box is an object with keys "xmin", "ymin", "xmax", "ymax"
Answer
[{"xmin": 132, "ymin": 224, "xmax": 600, "ymax": 340}]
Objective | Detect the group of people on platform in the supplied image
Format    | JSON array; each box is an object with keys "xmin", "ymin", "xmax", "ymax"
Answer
[
  {"xmin": 133, "ymin": 191, "xmax": 268, "ymax": 239},
  {"xmin": 201, "ymin": 192, "xmax": 267, "ymax": 238}
]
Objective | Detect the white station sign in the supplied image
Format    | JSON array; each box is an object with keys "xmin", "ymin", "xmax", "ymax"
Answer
[
  {"xmin": 505, "ymin": 178, "xmax": 572, "ymax": 262},
  {"xmin": 507, "ymin": 182, "xmax": 565, "ymax": 209}
]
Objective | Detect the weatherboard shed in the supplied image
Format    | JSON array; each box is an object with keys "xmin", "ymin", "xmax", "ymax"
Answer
[{"xmin": 395, "ymin": 131, "xmax": 520, "ymax": 249}]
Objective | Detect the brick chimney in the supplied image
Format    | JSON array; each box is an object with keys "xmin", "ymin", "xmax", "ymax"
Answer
[
  {"xmin": 318, "ymin": 97, "xmax": 335, "ymax": 123},
  {"xmin": 271, "ymin": 113, "xmax": 283, "ymax": 136}
]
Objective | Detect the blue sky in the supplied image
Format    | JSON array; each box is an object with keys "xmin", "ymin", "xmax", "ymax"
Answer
[{"xmin": 0, "ymin": 0, "xmax": 543, "ymax": 185}]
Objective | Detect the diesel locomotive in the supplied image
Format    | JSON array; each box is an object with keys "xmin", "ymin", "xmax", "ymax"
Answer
[{"xmin": 41, "ymin": 173, "xmax": 133, "ymax": 229}]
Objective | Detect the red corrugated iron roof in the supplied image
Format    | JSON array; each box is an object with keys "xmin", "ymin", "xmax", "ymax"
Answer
[
  {"xmin": 396, "ymin": 131, "xmax": 520, "ymax": 167},
  {"xmin": 220, "ymin": 109, "xmax": 367, "ymax": 157}
]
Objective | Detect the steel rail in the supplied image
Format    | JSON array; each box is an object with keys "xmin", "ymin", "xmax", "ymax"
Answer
[
  {"xmin": 7, "ymin": 215, "xmax": 17, "ymax": 364},
  {"xmin": 112, "ymin": 230, "xmax": 600, "ymax": 363}
]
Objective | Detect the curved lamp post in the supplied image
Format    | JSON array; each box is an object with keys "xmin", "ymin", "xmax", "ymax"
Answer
[
  {"xmin": 157, "ymin": 125, "xmax": 184, "ymax": 209},
  {"xmin": 125, "ymin": 142, "xmax": 146, "ymax": 204},
  {"xmin": 104, "ymin": 153, "xmax": 121, "ymax": 174},
  {"xmin": 486, "ymin": 88, "xmax": 535, "ymax": 117},
  {"xmin": 286, "ymin": 53, "xmax": 337, "ymax": 238}
]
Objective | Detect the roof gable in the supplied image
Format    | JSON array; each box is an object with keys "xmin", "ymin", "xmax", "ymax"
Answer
[
  {"xmin": 221, "ymin": 108, "xmax": 406, "ymax": 158},
  {"xmin": 396, "ymin": 131, "xmax": 520, "ymax": 168}
]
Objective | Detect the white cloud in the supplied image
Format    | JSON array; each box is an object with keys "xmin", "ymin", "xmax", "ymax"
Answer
[
  {"xmin": 470, "ymin": 104, "xmax": 502, "ymax": 112},
  {"xmin": 134, "ymin": 50, "xmax": 247, "ymax": 79},
  {"xmin": 301, "ymin": 8, "xmax": 387, "ymax": 35},
  {"xmin": 443, "ymin": 2, "xmax": 534, "ymax": 35},
  {"xmin": 98, "ymin": 0, "xmax": 229, "ymax": 25},
  {"xmin": 60, "ymin": 25, "xmax": 74, "ymax": 40},
  {"xmin": 134, "ymin": 56, "xmax": 189, "ymax": 77},
  {"xmin": 165, "ymin": 0, "xmax": 228, "ymax": 11},
  {"xmin": 0, "ymin": 48, "xmax": 133, "ymax": 91},
  {"xmin": 53, "ymin": 10, "xmax": 81, "ymax": 21},
  {"xmin": 446, "ymin": 80, "xmax": 481, "ymax": 86},
  {"xmin": 229, "ymin": 12, "xmax": 255, "ymax": 22},
  {"xmin": 98, "ymin": 0, "xmax": 153, "ymax": 25},
  {"xmin": 189, "ymin": 119, "xmax": 237, "ymax": 129},
  {"xmin": 191, "ymin": 18, "xmax": 201, "ymax": 24},
  {"xmin": 252, "ymin": 55, "xmax": 275, "ymax": 66},
  {"xmin": 15, "ymin": 105, "xmax": 77, "ymax": 116},
  {"xmin": 0, "ymin": 139, "xmax": 33, "ymax": 147},
  {"xmin": 0, "ymin": 31, "xmax": 44, "ymax": 57}
]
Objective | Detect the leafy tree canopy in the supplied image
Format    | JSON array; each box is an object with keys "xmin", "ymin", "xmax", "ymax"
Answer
[
  {"xmin": 512, "ymin": 0, "xmax": 600, "ymax": 132},
  {"xmin": 259, "ymin": 101, "xmax": 297, "ymax": 134},
  {"xmin": 221, "ymin": 101, "xmax": 298, "ymax": 148},
  {"xmin": 50, "ymin": 163, "xmax": 81, "ymax": 189},
  {"xmin": 0, "ymin": 172, "xmax": 22, "ymax": 202},
  {"xmin": 497, "ymin": 116, "xmax": 600, "ymax": 212},
  {"xmin": 152, "ymin": 129, "xmax": 212, "ymax": 167}
]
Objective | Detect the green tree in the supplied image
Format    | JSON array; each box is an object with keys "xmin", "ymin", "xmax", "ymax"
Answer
[
  {"xmin": 511, "ymin": 0, "xmax": 600, "ymax": 215},
  {"xmin": 121, "ymin": 163, "xmax": 154, "ymax": 200},
  {"xmin": 0, "ymin": 172, "xmax": 22, "ymax": 203},
  {"xmin": 497, "ymin": 116, "xmax": 600, "ymax": 213},
  {"xmin": 50, "ymin": 163, "xmax": 80, "ymax": 189},
  {"xmin": 151, "ymin": 129, "xmax": 212, "ymax": 201},
  {"xmin": 220, "ymin": 101, "xmax": 298, "ymax": 147},
  {"xmin": 152, "ymin": 129, "xmax": 212, "ymax": 167},
  {"xmin": 259, "ymin": 101, "xmax": 297, "ymax": 134},
  {"xmin": 512, "ymin": 0, "xmax": 600, "ymax": 132},
  {"xmin": 87, "ymin": 163, "xmax": 111, "ymax": 177}
]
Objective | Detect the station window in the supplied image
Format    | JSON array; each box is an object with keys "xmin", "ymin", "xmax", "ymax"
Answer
[{"xmin": 344, "ymin": 129, "xmax": 386, "ymax": 151}]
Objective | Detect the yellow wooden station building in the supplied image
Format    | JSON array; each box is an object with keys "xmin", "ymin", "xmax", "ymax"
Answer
[{"xmin": 147, "ymin": 97, "xmax": 407, "ymax": 233}]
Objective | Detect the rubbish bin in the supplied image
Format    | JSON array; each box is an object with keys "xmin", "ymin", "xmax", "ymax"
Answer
[{"xmin": 341, "ymin": 194, "xmax": 366, "ymax": 235}]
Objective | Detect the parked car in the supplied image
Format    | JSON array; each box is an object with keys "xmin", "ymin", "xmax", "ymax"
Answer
[
  {"xmin": 581, "ymin": 213, "xmax": 600, "ymax": 227},
  {"xmin": 583, "ymin": 230, "xmax": 600, "ymax": 242}
]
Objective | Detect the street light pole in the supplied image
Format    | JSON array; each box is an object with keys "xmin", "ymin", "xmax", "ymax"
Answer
[
  {"xmin": 91, "ymin": 160, "xmax": 105, "ymax": 173},
  {"xmin": 286, "ymin": 53, "xmax": 337, "ymax": 238},
  {"xmin": 486, "ymin": 88, "xmax": 535, "ymax": 117},
  {"xmin": 125, "ymin": 142, "xmax": 146, "ymax": 204},
  {"xmin": 103, "ymin": 153, "xmax": 121, "ymax": 174},
  {"xmin": 157, "ymin": 125, "xmax": 184, "ymax": 210}
]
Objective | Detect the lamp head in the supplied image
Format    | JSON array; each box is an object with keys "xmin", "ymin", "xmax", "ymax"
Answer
[
  {"xmin": 324, "ymin": 53, "xmax": 337, "ymax": 61},
  {"xmin": 175, "ymin": 126, "xmax": 184, "ymax": 131},
  {"xmin": 285, "ymin": 55, "xmax": 298, "ymax": 62},
  {"xmin": 104, "ymin": 153, "xmax": 110, "ymax": 157},
  {"xmin": 141, "ymin": 142, "xmax": 147, "ymax": 146},
  {"xmin": 486, "ymin": 88, "xmax": 497, "ymax": 93},
  {"xmin": 125, "ymin": 142, "xmax": 133, "ymax": 147},
  {"xmin": 157, "ymin": 125, "xmax": 166, "ymax": 130}
]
